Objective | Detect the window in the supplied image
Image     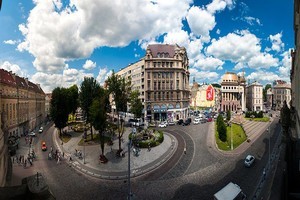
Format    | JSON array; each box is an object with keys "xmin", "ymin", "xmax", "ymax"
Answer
[
  {"xmin": 154, "ymin": 82, "xmax": 157, "ymax": 90},
  {"xmin": 147, "ymin": 72, "xmax": 150, "ymax": 79},
  {"xmin": 147, "ymin": 80, "xmax": 151, "ymax": 88}
]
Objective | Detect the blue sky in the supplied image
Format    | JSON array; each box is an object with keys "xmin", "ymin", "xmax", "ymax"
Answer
[{"xmin": 0, "ymin": 0, "xmax": 294, "ymax": 93}]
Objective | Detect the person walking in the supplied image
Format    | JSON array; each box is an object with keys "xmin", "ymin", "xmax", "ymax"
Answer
[{"xmin": 263, "ymin": 168, "xmax": 266, "ymax": 181}]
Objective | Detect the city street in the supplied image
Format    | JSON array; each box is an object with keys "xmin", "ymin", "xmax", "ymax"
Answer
[{"xmin": 9, "ymin": 116, "xmax": 282, "ymax": 200}]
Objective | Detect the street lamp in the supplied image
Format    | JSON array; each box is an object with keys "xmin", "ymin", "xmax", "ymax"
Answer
[
  {"xmin": 128, "ymin": 128, "xmax": 135, "ymax": 199},
  {"xmin": 230, "ymin": 116, "xmax": 233, "ymax": 151}
]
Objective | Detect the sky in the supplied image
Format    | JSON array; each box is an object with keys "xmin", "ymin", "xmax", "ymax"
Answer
[{"xmin": 0, "ymin": 0, "xmax": 294, "ymax": 93}]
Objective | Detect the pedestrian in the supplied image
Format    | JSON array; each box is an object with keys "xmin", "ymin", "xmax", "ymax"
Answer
[
  {"xmin": 50, "ymin": 146, "xmax": 53, "ymax": 152},
  {"xmin": 184, "ymin": 147, "xmax": 187, "ymax": 154},
  {"xmin": 57, "ymin": 156, "xmax": 60, "ymax": 164},
  {"xmin": 263, "ymin": 168, "xmax": 266, "ymax": 180},
  {"xmin": 75, "ymin": 149, "xmax": 78, "ymax": 156},
  {"xmin": 62, "ymin": 152, "xmax": 65, "ymax": 158}
]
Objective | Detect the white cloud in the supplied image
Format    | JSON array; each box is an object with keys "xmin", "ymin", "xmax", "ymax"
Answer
[
  {"xmin": 18, "ymin": 0, "xmax": 191, "ymax": 73},
  {"xmin": 3, "ymin": 40, "xmax": 19, "ymax": 45},
  {"xmin": 216, "ymin": 29, "xmax": 221, "ymax": 34},
  {"xmin": 248, "ymin": 53, "xmax": 279, "ymax": 69},
  {"xmin": 193, "ymin": 56, "xmax": 224, "ymax": 71},
  {"xmin": 96, "ymin": 68, "xmax": 112, "ymax": 86},
  {"xmin": 0, "ymin": 61, "xmax": 26, "ymax": 77},
  {"xmin": 246, "ymin": 71, "xmax": 281, "ymax": 83},
  {"xmin": 206, "ymin": 0, "xmax": 235, "ymax": 14},
  {"xmin": 186, "ymin": 6, "xmax": 215, "ymax": 42},
  {"xmin": 244, "ymin": 16, "xmax": 262, "ymax": 26},
  {"xmin": 189, "ymin": 68, "xmax": 220, "ymax": 83},
  {"xmin": 278, "ymin": 50, "xmax": 292, "ymax": 78},
  {"xmin": 269, "ymin": 33, "xmax": 284, "ymax": 52},
  {"xmin": 163, "ymin": 29, "xmax": 190, "ymax": 48},
  {"xmin": 206, "ymin": 30, "xmax": 261, "ymax": 63},
  {"xmin": 83, "ymin": 60, "xmax": 96, "ymax": 70}
]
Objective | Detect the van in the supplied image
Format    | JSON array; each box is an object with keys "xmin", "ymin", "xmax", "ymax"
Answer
[{"xmin": 214, "ymin": 182, "xmax": 246, "ymax": 200}]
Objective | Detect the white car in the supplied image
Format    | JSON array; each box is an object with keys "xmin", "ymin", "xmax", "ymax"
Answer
[
  {"xmin": 193, "ymin": 119, "xmax": 200, "ymax": 125},
  {"xmin": 158, "ymin": 122, "xmax": 167, "ymax": 128},
  {"xmin": 39, "ymin": 127, "xmax": 43, "ymax": 133},
  {"xmin": 28, "ymin": 132, "xmax": 36, "ymax": 137},
  {"xmin": 244, "ymin": 155, "xmax": 255, "ymax": 167}
]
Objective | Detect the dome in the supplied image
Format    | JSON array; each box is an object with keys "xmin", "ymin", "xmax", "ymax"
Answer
[{"xmin": 222, "ymin": 72, "xmax": 239, "ymax": 83}]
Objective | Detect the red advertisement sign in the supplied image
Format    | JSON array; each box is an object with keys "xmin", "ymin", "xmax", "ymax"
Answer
[{"xmin": 206, "ymin": 85, "xmax": 214, "ymax": 101}]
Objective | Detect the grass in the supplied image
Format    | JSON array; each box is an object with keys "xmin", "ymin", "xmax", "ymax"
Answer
[
  {"xmin": 215, "ymin": 123, "xmax": 247, "ymax": 151},
  {"xmin": 244, "ymin": 117, "xmax": 270, "ymax": 122}
]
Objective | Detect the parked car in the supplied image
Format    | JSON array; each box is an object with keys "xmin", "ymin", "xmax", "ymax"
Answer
[
  {"xmin": 158, "ymin": 122, "xmax": 167, "ymax": 128},
  {"xmin": 193, "ymin": 118, "xmax": 200, "ymax": 125},
  {"xmin": 39, "ymin": 127, "xmax": 43, "ymax": 133},
  {"xmin": 207, "ymin": 117, "xmax": 213, "ymax": 122},
  {"xmin": 28, "ymin": 132, "xmax": 36, "ymax": 137},
  {"xmin": 177, "ymin": 119, "xmax": 184, "ymax": 125},
  {"xmin": 41, "ymin": 141, "xmax": 47, "ymax": 151},
  {"xmin": 183, "ymin": 118, "xmax": 191, "ymax": 126},
  {"xmin": 244, "ymin": 155, "xmax": 255, "ymax": 167},
  {"xmin": 167, "ymin": 121, "xmax": 175, "ymax": 126}
]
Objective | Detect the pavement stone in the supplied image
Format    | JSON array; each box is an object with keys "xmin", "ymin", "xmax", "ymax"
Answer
[{"xmin": 53, "ymin": 126, "xmax": 178, "ymax": 180}]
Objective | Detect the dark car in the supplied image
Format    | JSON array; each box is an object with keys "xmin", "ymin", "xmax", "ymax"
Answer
[
  {"xmin": 183, "ymin": 118, "xmax": 191, "ymax": 126},
  {"xmin": 177, "ymin": 119, "xmax": 184, "ymax": 125}
]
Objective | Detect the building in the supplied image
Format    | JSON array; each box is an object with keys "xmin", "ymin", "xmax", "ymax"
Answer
[
  {"xmin": 220, "ymin": 72, "xmax": 246, "ymax": 112},
  {"xmin": 0, "ymin": 69, "xmax": 46, "ymax": 137},
  {"xmin": 273, "ymin": 83, "xmax": 291, "ymax": 110},
  {"xmin": 144, "ymin": 44, "xmax": 190, "ymax": 122},
  {"xmin": 246, "ymin": 81, "xmax": 263, "ymax": 111},
  {"xmin": 115, "ymin": 59, "xmax": 145, "ymax": 113},
  {"xmin": 115, "ymin": 44, "xmax": 190, "ymax": 122},
  {"xmin": 45, "ymin": 93, "xmax": 52, "ymax": 119},
  {"xmin": 190, "ymin": 78, "xmax": 199, "ymax": 108},
  {"xmin": 266, "ymin": 88, "xmax": 273, "ymax": 110},
  {"xmin": 190, "ymin": 84, "xmax": 216, "ymax": 110}
]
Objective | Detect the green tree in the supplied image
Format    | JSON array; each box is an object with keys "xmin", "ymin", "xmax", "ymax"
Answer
[
  {"xmin": 79, "ymin": 77, "xmax": 100, "ymax": 141},
  {"xmin": 50, "ymin": 87, "xmax": 70, "ymax": 136},
  {"xmin": 263, "ymin": 84, "xmax": 272, "ymax": 102},
  {"xmin": 130, "ymin": 90, "xmax": 143, "ymax": 119},
  {"xmin": 216, "ymin": 115, "xmax": 227, "ymax": 142},
  {"xmin": 89, "ymin": 88, "xmax": 110, "ymax": 162},
  {"xmin": 106, "ymin": 71, "xmax": 131, "ymax": 154},
  {"xmin": 68, "ymin": 85, "xmax": 79, "ymax": 115}
]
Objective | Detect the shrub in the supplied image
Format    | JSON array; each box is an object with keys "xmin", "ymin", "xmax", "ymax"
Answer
[{"xmin": 218, "ymin": 121, "xmax": 227, "ymax": 142}]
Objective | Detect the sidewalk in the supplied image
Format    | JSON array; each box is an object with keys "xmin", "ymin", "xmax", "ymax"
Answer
[{"xmin": 53, "ymin": 126, "xmax": 177, "ymax": 179}]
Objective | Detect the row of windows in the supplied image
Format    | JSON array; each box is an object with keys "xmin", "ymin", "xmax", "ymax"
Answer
[{"xmin": 146, "ymin": 91, "xmax": 189, "ymax": 101}]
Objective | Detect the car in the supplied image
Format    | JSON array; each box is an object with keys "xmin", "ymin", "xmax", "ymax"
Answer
[
  {"xmin": 158, "ymin": 122, "xmax": 167, "ymax": 128},
  {"xmin": 41, "ymin": 141, "xmax": 47, "ymax": 151},
  {"xmin": 177, "ymin": 119, "xmax": 184, "ymax": 125},
  {"xmin": 193, "ymin": 119, "xmax": 200, "ymax": 125},
  {"xmin": 28, "ymin": 132, "xmax": 36, "ymax": 137},
  {"xmin": 244, "ymin": 155, "xmax": 255, "ymax": 167},
  {"xmin": 39, "ymin": 127, "xmax": 43, "ymax": 133},
  {"xmin": 183, "ymin": 118, "xmax": 192, "ymax": 126},
  {"xmin": 167, "ymin": 121, "xmax": 175, "ymax": 126},
  {"xmin": 207, "ymin": 117, "xmax": 213, "ymax": 122}
]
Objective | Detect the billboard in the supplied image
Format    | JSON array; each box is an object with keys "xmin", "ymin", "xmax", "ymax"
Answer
[{"xmin": 206, "ymin": 85, "xmax": 214, "ymax": 101}]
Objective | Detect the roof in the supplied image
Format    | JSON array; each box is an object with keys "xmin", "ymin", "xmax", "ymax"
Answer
[
  {"xmin": 147, "ymin": 44, "xmax": 180, "ymax": 58},
  {"xmin": 273, "ymin": 83, "xmax": 291, "ymax": 89},
  {"xmin": 214, "ymin": 182, "xmax": 242, "ymax": 200}
]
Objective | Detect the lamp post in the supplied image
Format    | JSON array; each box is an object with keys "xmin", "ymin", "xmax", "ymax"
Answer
[
  {"xmin": 83, "ymin": 128, "xmax": 86, "ymax": 164},
  {"xmin": 230, "ymin": 115, "xmax": 233, "ymax": 151}
]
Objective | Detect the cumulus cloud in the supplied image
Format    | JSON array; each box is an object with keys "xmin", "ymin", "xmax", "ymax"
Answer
[
  {"xmin": 206, "ymin": 0, "xmax": 235, "ymax": 14},
  {"xmin": 0, "ymin": 61, "xmax": 26, "ymax": 77},
  {"xmin": 248, "ymin": 53, "xmax": 279, "ymax": 69},
  {"xmin": 189, "ymin": 68, "xmax": 219, "ymax": 83},
  {"xmin": 246, "ymin": 71, "xmax": 281, "ymax": 83},
  {"xmin": 269, "ymin": 33, "xmax": 284, "ymax": 52},
  {"xmin": 83, "ymin": 60, "xmax": 96, "ymax": 70},
  {"xmin": 96, "ymin": 68, "xmax": 112, "ymax": 86},
  {"xmin": 186, "ymin": 6, "xmax": 216, "ymax": 42},
  {"xmin": 18, "ymin": 0, "xmax": 191, "ymax": 73},
  {"xmin": 278, "ymin": 50, "xmax": 292, "ymax": 78},
  {"xmin": 193, "ymin": 56, "xmax": 224, "ymax": 71}
]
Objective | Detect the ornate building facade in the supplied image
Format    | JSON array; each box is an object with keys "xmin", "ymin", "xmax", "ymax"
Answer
[
  {"xmin": 144, "ymin": 44, "xmax": 190, "ymax": 122},
  {"xmin": 273, "ymin": 83, "xmax": 291, "ymax": 110},
  {"xmin": 220, "ymin": 72, "xmax": 246, "ymax": 112}
]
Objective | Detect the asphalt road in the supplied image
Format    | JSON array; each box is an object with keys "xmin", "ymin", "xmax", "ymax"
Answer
[{"xmin": 31, "ymin": 117, "xmax": 282, "ymax": 200}]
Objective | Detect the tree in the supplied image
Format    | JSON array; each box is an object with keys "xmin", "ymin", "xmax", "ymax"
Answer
[
  {"xmin": 106, "ymin": 71, "xmax": 131, "ymax": 155},
  {"xmin": 129, "ymin": 90, "xmax": 143, "ymax": 119},
  {"xmin": 216, "ymin": 115, "xmax": 227, "ymax": 142},
  {"xmin": 263, "ymin": 84, "xmax": 272, "ymax": 102},
  {"xmin": 50, "ymin": 87, "xmax": 70, "ymax": 136},
  {"xmin": 89, "ymin": 88, "xmax": 110, "ymax": 163},
  {"xmin": 79, "ymin": 77, "xmax": 100, "ymax": 140},
  {"xmin": 68, "ymin": 85, "xmax": 79, "ymax": 115}
]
